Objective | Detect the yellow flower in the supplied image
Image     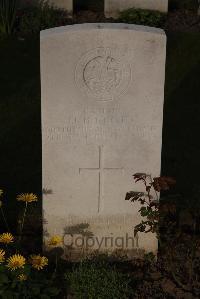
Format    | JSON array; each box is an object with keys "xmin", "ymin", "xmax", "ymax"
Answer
[
  {"xmin": 0, "ymin": 249, "xmax": 5, "ymax": 263},
  {"xmin": 18, "ymin": 274, "xmax": 27, "ymax": 281},
  {"xmin": 30, "ymin": 255, "xmax": 48, "ymax": 270},
  {"xmin": 7, "ymin": 254, "xmax": 26, "ymax": 271},
  {"xmin": 0, "ymin": 232, "xmax": 14, "ymax": 244},
  {"xmin": 16, "ymin": 193, "xmax": 38, "ymax": 203},
  {"xmin": 0, "ymin": 189, "xmax": 3, "ymax": 196},
  {"xmin": 48, "ymin": 235, "xmax": 63, "ymax": 247}
]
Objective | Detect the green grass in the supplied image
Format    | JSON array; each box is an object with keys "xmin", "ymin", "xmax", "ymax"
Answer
[{"xmin": 0, "ymin": 31, "xmax": 200, "ymax": 230}]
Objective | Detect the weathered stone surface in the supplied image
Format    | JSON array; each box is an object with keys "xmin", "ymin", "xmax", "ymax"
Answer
[
  {"xmin": 105, "ymin": 0, "xmax": 168, "ymax": 18},
  {"xmin": 41, "ymin": 23, "xmax": 166, "ymax": 259}
]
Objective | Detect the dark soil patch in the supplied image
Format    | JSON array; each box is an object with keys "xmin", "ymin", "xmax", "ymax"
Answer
[
  {"xmin": 165, "ymin": 9, "xmax": 200, "ymax": 32},
  {"xmin": 73, "ymin": 11, "xmax": 108, "ymax": 24},
  {"xmin": 73, "ymin": 0, "xmax": 104, "ymax": 13}
]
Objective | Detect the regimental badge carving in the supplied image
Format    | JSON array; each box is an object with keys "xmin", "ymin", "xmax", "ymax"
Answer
[{"xmin": 75, "ymin": 48, "xmax": 131, "ymax": 101}]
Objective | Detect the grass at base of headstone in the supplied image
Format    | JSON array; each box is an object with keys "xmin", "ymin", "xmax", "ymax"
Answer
[{"xmin": 65, "ymin": 260, "xmax": 133, "ymax": 299}]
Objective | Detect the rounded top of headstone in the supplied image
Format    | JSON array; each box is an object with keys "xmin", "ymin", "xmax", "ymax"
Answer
[{"xmin": 40, "ymin": 23, "xmax": 165, "ymax": 39}]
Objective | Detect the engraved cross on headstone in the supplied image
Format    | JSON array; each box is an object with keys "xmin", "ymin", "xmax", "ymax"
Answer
[{"xmin": 79, "ymin": 146, "xmax": 124, "ymax": 213}]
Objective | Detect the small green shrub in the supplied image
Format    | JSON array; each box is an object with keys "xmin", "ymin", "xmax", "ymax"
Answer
[
  {"xmin": 18, "ymin": 0, "xmax": 68, "ymax": 35},
  {"xmin": 118, "ymin": 8, "xmax": 166, "ymax": 28},
  {"xmin": 65, "ymin": 261, "xmax": 133, "ymax": 299}
]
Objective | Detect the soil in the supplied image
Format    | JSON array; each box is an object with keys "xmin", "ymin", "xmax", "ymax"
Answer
[{"xmin": 165, "ymin": 9, "xmax": 200, "ymax": 32}]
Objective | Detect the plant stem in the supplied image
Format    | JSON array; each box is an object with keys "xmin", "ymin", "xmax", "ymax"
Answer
[
  {"xmin": 55, "ymin": 252, "xmax": 58, "ymax": 273},
  {"xmin": 0, "ymin": 207, "xmax": 10, "ymax": 232},
  {"xmin": 19, "ymin": 202, "xmax": 28, "ymax": 241}
]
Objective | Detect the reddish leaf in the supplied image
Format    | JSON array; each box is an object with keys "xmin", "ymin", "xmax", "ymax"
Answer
[{"xmin": 152, "ymin": 177, "xmax": 176, "ymax": 192}]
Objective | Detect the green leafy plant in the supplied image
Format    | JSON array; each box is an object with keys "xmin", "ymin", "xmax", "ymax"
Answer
[
  {"xmin": 0, "ymin": 0, "xmax": 18, "ymax": 35},
  {"xmin": 125, "ymin": 173, "xmax": 176, "ymax": 237},
  {"xmin": 126, "ymin": 174, "xmax": 200, "ymax": 297},
  {"xmin": 0, "ymin": 265, "xmax": 60, "ymax": 299},
  {"xmin": 65, "ymin": 260, "xmax": 133, "ymax": 299},
  {"xmin": 18, "ymin": 0, "xmax": 68, "ymax": 35},
  {"xmin": 118, "ymin": 8, "xmax": 166, "ymax": 28}
]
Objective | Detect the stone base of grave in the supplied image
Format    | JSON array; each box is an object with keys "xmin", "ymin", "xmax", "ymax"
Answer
[
  {"xmin": 63, "ymin": 248, "xmax": 146, "ymax": 262},
  {"xmin": 43, "ymin": 213, "xmax": 157, "ymax": 261}
]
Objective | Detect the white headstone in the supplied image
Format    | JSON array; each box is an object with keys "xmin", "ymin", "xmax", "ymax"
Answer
[
  {"xmin": 41, "ymin": 23, "xmax": 166, "ymax": 260},
  {"xmin": 105, "ymin": 0, "xmax": 168, "ymax": 18}
]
